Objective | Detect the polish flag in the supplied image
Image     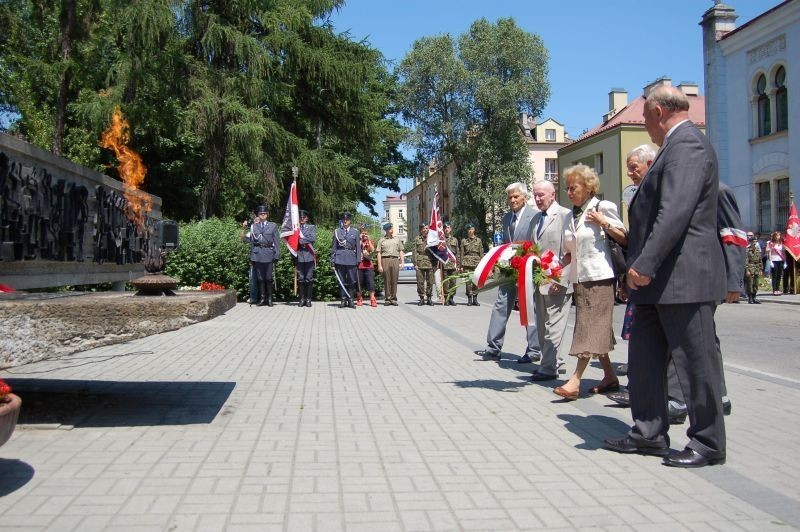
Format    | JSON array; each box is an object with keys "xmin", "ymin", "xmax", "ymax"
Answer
[
  {"xmin": 280, "ymin": 181, "xmax": 300, "ymax": 257},
  {"xmin": 785, "ymin": 201, "xmax": 800, "ymax": 260}
]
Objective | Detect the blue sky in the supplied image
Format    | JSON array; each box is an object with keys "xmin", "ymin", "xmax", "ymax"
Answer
[{"xmin": 331, "ymin": 0, "xmax": 781, "ymax": 211}]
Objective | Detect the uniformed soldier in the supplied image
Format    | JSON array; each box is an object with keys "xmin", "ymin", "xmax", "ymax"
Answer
[
  {"xmin": 240, "ymin": 213, "xmax": 259, "ymax": 304},
  {"xmin": 248, "ymin": 205, "xmax": 280, "ymax": 306},
  {"xmin": 413, "ymin": 224, "xmax": 435, "ymax": 306},
  {"xmin": 442, "ymin": 221, "xmax": 459, "ymax": 305},
  {"xmin": 331, "ymin": 212, "xmax": 361, "ymax": 308},
  {"xmin": 459, "ymin": 222, "xmax": 484, "ymax": 306},
  {"xmin": 296, "ymin": 210, "xmax": 317, "ymax": 307},
  {"xmin": 745, "ymin": 231, "xmax": 762, "ymax": 304},
  {"xmin": 377, "ymin": 222, "xmax": 404, "ymax": 306}
]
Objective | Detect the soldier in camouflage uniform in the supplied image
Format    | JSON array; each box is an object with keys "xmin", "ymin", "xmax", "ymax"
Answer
[
  {"xmin": 459, "ymin": 222, "xmax": 484, "ymax": 306},
  {"xmin": 744, "ymin": 231, "xmax": 762, "ymax": 304},
  {"xmin": 413, "ymin": 224, "xmax": 435, "ymax": 306},
  {"xmin": 441, "ymin": 221, "xmax": 460, "ymax": 305}
]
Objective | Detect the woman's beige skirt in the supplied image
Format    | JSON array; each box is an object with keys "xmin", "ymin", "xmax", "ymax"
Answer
[{"xmin": 568, "ymin": 278, "xmax": 616, "ymax": 358}]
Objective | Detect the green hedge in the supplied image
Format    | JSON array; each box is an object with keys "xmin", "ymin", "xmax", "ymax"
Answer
[{"xmin": 165, "ymin": 218, "xmax": 384, "ymax": 301}]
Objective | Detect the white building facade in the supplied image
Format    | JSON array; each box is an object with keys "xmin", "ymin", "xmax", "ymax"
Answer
[
  {"xmin": 382, "ymin": 193, "xmax": 408, "ymax": 244},
  {"xmin": 702, "ymin": 1, "xmax": 799, "ymax": 234}
]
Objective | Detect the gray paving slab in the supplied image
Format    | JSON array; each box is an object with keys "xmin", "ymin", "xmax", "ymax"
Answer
[{"xmin": 0, "ymin": 284, "xmax": 798, "ymax": 531}]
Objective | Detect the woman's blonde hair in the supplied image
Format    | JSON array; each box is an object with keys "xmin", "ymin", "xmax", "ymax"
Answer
[{"xmin": 563, "ymin": 164, "xmax": 600, "ymax": 196}]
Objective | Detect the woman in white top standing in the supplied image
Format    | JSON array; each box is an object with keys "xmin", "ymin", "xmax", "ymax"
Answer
[
  {"xmin": 766, "ymin": 231, "xmax": 786, "ymax": 295},
  {"xmin": 554, "ymin": 164, "xmax": 628, "ymax": 400}
]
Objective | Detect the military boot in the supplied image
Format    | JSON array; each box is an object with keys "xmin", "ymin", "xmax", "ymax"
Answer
[
  {"xmin": 305, "ymin": 283, "xmax": 313, "ymax": 307},
  {"xmin": 473, "ymin": 296, "xmax": 480, "ymax": 306},
  {"xmin": 257, "ymin": 282, "xmax": 268, "ymax": 306},
  {"xmin": 426, "ymin": 296, "xmax": 433, "ymax": 306},
  {"xmin": 348, "ymin": 289, "xmax": 357, "ymax": 308},
  {"xmin": 266, "ymin": 284, "xmax": 274, "ymax": 307},
  {"xmin": 419, "ymin": 298, "xmax": 425, "ymax": 306}
]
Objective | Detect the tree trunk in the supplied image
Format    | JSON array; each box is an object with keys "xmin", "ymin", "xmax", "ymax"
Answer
[{"xmin": 53, "ymin": 0, "xmax": 77, "ymax": 156}]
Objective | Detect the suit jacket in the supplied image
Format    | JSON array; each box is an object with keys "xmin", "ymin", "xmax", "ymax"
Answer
[
  {"xmin": 628, "ymin": 121, "xmax": 726, "ymax": 304},
  {"xmin": 564, "ymin": 197, "xmax": 624, "ymax": 283},
  {"xmin": 249, "ymin": 221, "xmax": 280, "ymax": 263},
  {"xmin": 331, "ymin": 226, "xmax": 361, "ymax": 266},
  {"xmin": 297, "ymin": 223, "xmax": 317, "ymax": 263},
  {"xmin": 502, "ymin": 205, "xmax": 537, "ymax": 244},
  {"xmin": 532, "ymin": 201, "xmax": 573, "ymax": 293}
]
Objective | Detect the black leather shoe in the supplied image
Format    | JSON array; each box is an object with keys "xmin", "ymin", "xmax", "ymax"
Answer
[
  {"xmin": 669, "ymin": 404, "xmax": 687, "ymax": 425},
  {"xmin": 517, "ymin": 354, "xmax": 533, "ymax": 364},
  {"xmin": 662, "ymin": 447, "xmax": 725, "ymax": 468},
  {"xmin": 615, "ymin": 363, "xmax": 628, "ymax": 376},
  {"xmin": 530, "ymin": 371, "xmax": 557, "ymax": 382},
  {"xmin": 603, "ymin": 437, "xmax": 669, "ymax": 457},
  {"xmin": 426, "ymin": 297, "xmax": 433, "ymax": 306},
  {"xmin": 607, "ymin": 390, "xmax": 631, "ymax": 407}
]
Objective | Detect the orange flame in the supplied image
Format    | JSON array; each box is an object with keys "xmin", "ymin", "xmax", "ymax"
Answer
[{"xmin": 99, "ymin": 107, "xmax": 152, "ymax": 228}]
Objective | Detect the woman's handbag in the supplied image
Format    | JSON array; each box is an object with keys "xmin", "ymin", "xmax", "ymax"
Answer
[{"xmin": 595, "ymin": 205, "xmax": 627, "ymax": 276}]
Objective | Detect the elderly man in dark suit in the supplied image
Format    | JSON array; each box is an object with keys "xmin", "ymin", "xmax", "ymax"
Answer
[
  {"xmin": 475, "ymin": 182, "xmax": 541, "ymax": 362},
  {"xmin": 604, "ymin": 86, "xmax": 727, "ymax": 468}
]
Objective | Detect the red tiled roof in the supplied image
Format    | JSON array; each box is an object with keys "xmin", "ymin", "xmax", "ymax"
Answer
[{"xmin": 577, "ymin": 94, "xmax": 706, "ymax": 142}]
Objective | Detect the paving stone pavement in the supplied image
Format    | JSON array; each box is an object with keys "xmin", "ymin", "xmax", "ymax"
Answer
[{"xmin": 1, "ymin": 284, "xmax": 799, "ymax": 531}]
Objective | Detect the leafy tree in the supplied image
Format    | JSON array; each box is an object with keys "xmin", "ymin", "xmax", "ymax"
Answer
[
  {"xmin": 0, "ymin": 0, "xmax": 410, "ymax": 224},
  {"xmin": 396, "ymin": 18, "xmax": 550, "ymax": 238}
]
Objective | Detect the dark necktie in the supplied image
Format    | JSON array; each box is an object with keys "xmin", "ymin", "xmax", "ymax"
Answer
[
  {"xmin": 510, "ymin": 213, "xmax": 517, "ymax": 240},
  {"xmin": 572, "ymin": 206, "xmax": 583, "ymax": 221},
  {"xmin": 536, "ymin": 212, "xmax": 546, "ymax": 239}
]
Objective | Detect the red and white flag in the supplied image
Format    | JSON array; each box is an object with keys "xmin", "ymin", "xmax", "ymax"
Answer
[
  {"xmin": 426, "ymin": 188, "xmax": 457, "ymax": 265},
  {"xmin": 785, "ymin": 200, "xmax": 800, "ymax": 261},
  {"xmin": 280, "ymin": 182, "xmax": 300, "ymax": 257}
]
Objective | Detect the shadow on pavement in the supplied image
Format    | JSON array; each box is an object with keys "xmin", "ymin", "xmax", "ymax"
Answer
[
  {"xmin": 448, "ymin": 379, "xmax": 529, "ymax": 392},
  {"xmin": 7, "ymin": 379, "xmax": 235, "ymax": 428},
  {"xmin": 557, "ymin": 413, "xmax": 631, "ymax": 451},
  {"xmin": 0, "ymin": 458, "xmax": 35, "ymax": 496}
]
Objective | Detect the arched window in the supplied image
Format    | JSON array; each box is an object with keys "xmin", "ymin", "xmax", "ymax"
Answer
[
  {"xmin": 757, "ymin": 74, "xmax": 771, "ymax": 136},
  {"xmin": 775, "ymin": 66, "xmax": 788, "ymax": 132}
]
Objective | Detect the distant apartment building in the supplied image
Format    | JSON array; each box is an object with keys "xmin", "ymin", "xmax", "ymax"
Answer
[
  {"xmin": 557, "ymin": 78, "xmax": 706, "ymax": 223},
  {"xmin": 702, "ymin": 0, "xmax": 798, "ymax": 235},
  {"xmin": 406, "ymin": 117, "xmax": 570, "ymax": 240},
  {"xmin": 381, "ymin": 193, "xmax": 408, "ymax": 244}
]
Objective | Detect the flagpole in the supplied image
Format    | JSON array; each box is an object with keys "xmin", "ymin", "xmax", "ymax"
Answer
[
  {"xmin": 292, "ymin": 166, "xmax": 298, "ymax": 297},
  {"xmin": 791, "ymin": 192, "xmax": 798, "ymax": 295}
]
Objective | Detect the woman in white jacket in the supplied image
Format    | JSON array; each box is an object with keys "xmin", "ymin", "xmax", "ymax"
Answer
[{"xmin": 554, "ymin": 164, "xmax": 628, "ymax": 400}]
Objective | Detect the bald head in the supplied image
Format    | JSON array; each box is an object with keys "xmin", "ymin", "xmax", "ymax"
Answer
[
  {"xmin": 643, "ymin": 86, "xmax": 691, "ymax": 146},
  {"xmin": 646, "ymin": 86, "xmax": 690, "ymax": 113},
  {"xmin": 533, "ymin": 180, "xmax": 556, "ymax": 212}
]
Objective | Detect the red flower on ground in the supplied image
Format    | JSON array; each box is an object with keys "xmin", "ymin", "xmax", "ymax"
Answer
[{"xmin": 200, "ymin": 281, "xmax": 226, "ymax": 291}]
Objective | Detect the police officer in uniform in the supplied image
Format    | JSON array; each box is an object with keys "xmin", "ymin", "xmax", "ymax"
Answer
[
  {"xmin": 377, "ymin": 222, "xmax": 404, "ymax": 306},
  {"xmin": 745, "ymin": 232, "xmax": 762, "ymax": 304},
  {"xmin": 442, "ymin": 221, "xmax": 459, "ymax": 305},
  {"xmin": 413, "ymin": 224, "xmax": 435, "ymax": 306},
  {"xmin": 459, "ymin": 222, "xmax": 484, "ymax": 306},
  {"xmin": 249, "ymin": 205, "xmax": 280, "ymax": 306},
  {"xmin": 296, "ymin": 210, "xmax": 317, "ymax": 307},
  {"xmin": 331, "ymin": 212, "xmax": 361, "ymax": 308}
]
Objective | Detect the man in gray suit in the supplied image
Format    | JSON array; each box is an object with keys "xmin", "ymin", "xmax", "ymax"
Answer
[
  {"xmin": 475, "ymin": 183, "xmax": 541, "ymax": 362},
  {"xmin": 529, "ymin": 181, "xmax": 570, "ymax": 380},
  {"xmin": 249, "ymin": 205, "xmax": 280, "ymax": 307},
  {"xmin": 604, "ymin": 86, "xmax": 727, "ymax": 468}
]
